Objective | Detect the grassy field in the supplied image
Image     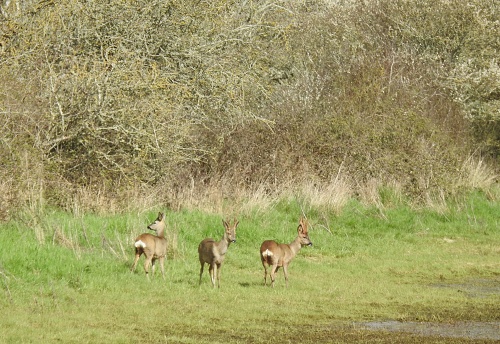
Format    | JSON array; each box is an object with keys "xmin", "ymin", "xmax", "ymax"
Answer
[{"xmin": 0, "ymin": 192, "xmax": 499, "ymax": 343}]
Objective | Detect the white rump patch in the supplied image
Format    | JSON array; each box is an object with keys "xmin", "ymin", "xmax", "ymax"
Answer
[
  {"xmin": 262, "ymin": 249, "xmax": 273, "ymax": 257},
  {"xmin": 135, "ymin": 240, "xmax": 147, "ymax": 248}
]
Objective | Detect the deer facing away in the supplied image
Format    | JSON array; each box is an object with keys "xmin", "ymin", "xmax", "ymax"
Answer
[
  {"xmin": 198, "ymin": 219, "xmax": 239, "ymax": 288},
  {"xmin": 131, "ymin": 212, "xmax": 167, "ymax": 280},
  {"xmin": 260, "ymin": 216, "xmax": 312, "ymax": 287}
]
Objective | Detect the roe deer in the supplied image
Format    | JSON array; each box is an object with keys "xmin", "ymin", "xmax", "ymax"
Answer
[
  {"xmin": 130, "ymin": 212, "xmax": 167, "ymax": 280},
  {"xmin": 260, "ymin": 216, "xmax": 312, "ymax": 287},
  {"xmin": 198, "ymin": 219, "xmax": 239, "ymax": 288}
]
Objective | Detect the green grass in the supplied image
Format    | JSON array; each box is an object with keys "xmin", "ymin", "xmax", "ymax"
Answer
[{"xmin": 0, "ymin": 193, "xmax": 499, "ymax": 343}]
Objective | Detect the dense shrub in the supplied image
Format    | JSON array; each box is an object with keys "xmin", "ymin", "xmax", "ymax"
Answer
[{"xmin": 0, "ymin": 0, "xmax": 498, "ymax": 214}]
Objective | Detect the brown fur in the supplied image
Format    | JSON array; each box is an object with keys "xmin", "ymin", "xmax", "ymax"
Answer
[
  {"xmin": 260, "ymin": 217, "xmax": 312, "ymax": 287},
  {"xmin": 130, "ymin": 212, "xmax": 168, "ymax": 280},
  {"xmin": 198, "ymin": 219, "xmax": 239, "ymax": 288}
]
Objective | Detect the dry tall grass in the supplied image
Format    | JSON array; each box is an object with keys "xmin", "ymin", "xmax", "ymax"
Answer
[
  {"xmin": 457, "ymin": 156, "xmax": 498, "ymax": 191},
  {"xmin": 9, "ymin": 156, "xmax": 499, "ymax": 220}
]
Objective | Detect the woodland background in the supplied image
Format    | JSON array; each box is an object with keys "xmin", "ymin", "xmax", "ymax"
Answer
[{"xmin": 1, "ymin": 0, "xmax": 499, "ymax": 218}]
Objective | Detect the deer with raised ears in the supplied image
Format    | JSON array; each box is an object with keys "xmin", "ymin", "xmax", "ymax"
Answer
[
  {"xmin": 130, "ymin": 212, "xmax": 168, "ymax": 280},
  {"xmin": 198, "ymin": 219, "xmax": 239, "ymax": 288},
  {"xmin": 260, "ymin": 216, "xmax": 312, "ymax": 287}
]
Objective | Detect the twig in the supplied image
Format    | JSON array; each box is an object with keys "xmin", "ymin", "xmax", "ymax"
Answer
[
  {"xmin": 116, "ymin": 232, "xmax": 128, "ymax": 261},
  {"xmin": 314, "ymin": 224, "xmax": 333, "ymax": 235},
  {"xmin": 315, "ymin": 213, "xmax": 334, "ymax": 236},
  {"xmin": 80, "ymin": 219, "xmax": 93, "ymax": 249},
  {"xmin": 333, "ymin": 152, "xmax": 347, "ymax": 185},
  {"xmin": 102, "ymin": 235, "xmax": 119, "ymax": 258},
  {"xmin": 0, "ymin": 270, "xmax": 14, "ymax": 304}
]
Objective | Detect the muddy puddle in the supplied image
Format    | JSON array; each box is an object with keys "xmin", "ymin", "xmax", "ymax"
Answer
[
  {"xmin": 358, "ymin": 279, "xmax": 500, "ymax": 340},
  {"xmin": 358, "ymin": 321, "xmax": 500, "ymax": 341},
  {"xmin": 433, "ymin": 278, "xmax": 500, "ymax": 299}
]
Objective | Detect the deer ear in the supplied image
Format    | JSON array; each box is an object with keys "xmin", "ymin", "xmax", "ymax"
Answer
[
  {"xmin": 158, "ymin": 212, "xmax": 164, "ymax": 219},
  {"xmin": 222, "ymin": 219, "xmax": 229, "ymax": 228},
  {"xmin": 299, "ymin": 216, "xmax": 308, "ymax": 233}
]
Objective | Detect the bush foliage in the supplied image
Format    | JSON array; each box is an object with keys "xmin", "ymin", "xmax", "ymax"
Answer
[{"xmin": 1, "ymin": 0, "xmax": 498, "ymax": 215}]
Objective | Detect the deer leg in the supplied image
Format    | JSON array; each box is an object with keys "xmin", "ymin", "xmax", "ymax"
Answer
[
  {"xmin": 283, "ymin": 264, "xmax": 289, "ymax": 287},
  {"xmin": 270, "ymin": 264, "xmax": 279, "ymax": 288},
  {"xmin": 151, "ymin": 258, "xmax": 156, "ymax": 277},
  {"xmin": 159, "ymin": 257, "xmax": 165, "ymax": 280},
  {"xmin": 143, "ymin": 257, "xmax": 152, "ymax": 280},
  {"xmin": 131, "ymin": 250, "xmax": 141, "ymax": 273},
  {"xmin": 199, "ymin": 262, "xmax": 205, "ymax": 285},
  {"xmin": 216, "ymin": 263, "xmax": 222, "ymax": 288},
  {"xmin": 262, "ymin": 261, "xmax": 269, "ymax": 286},
  {"xmin": 209, "ymin": 264, "xmax": 216, "ymax": 288},
  {"xmin": 208, "ymin": 264, "xmax": 213, "ymax": 286}
]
